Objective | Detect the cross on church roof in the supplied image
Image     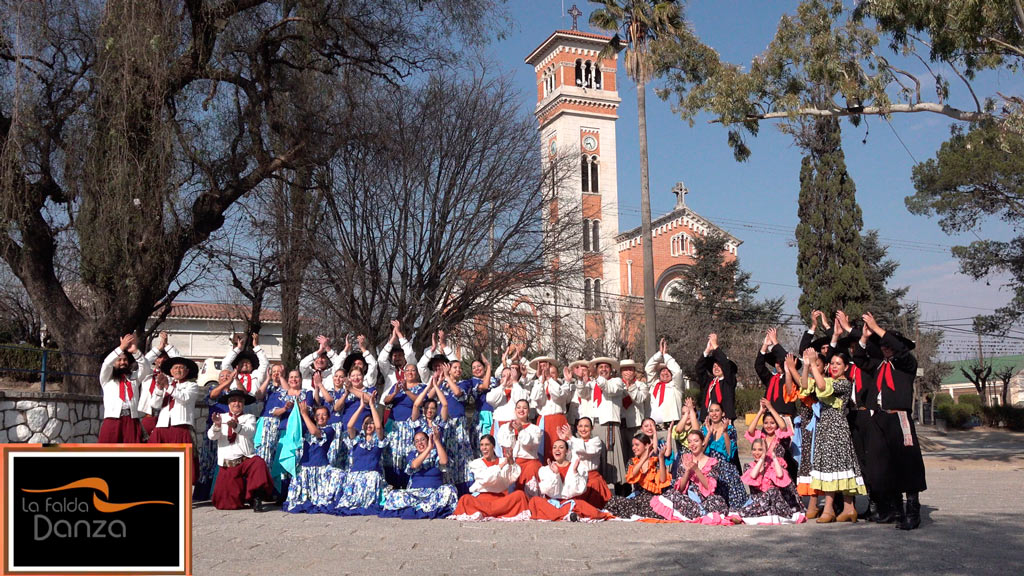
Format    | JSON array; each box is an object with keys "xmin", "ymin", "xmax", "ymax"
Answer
[
  {"xmin": 672, "ymin": 182, "xmax": 689, "ymax": 210},
  {"xmin": 568, "ymin": 4, "xmax": 583, "ymax": 31}
]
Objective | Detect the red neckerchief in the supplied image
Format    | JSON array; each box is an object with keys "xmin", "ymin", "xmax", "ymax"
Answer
[
  {"xmin": 162, "ymin": 380, "xmax": 179, "ymax": 409},
  {"xmin": 149, "ymin": 372, "xmax": 160, "ymax": 394},
  {"xmin": 766, "ymin": 373, "xmax": 781, "ymax": 402},
  {"xmin": 850, "ymin": 364, "xmax": 863, "ymax": 393},
  {"xmin": 119, "ymin": 376, "xmax": 134, "ymax": 403},
  {"xmin": 622, "ymin": 379, "xmax": 635, "ymax": 410},
  {"xmin": 652, "ymin": 380, "xmax": 667, "ymax": 406},
  {"xmin": 593, "ymin": 381, "xmax": 603, "ymax": 407},
  {"xmin": 227, "ymin": 415, "xmax": 238, "ymax": 443},
  {"xmin": 876, "ymin": 361, "xmax": 895, "ymax": 392},
  {"xmin": 237, "ymin": 373, "xmax": 253, "ymax": 392},
  {"xmin": 705, "ymin": 377, "xmax": 722, "ymax": 408}
]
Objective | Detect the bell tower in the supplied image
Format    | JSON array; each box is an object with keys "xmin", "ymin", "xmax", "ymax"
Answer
[{"xmin": 525, "ymin": 7, "xmax": 621, "ymax": 345}]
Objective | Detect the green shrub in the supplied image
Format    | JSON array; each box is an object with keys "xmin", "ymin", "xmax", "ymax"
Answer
[
  {"xmin": 938, "ymin": 403, "xmax": 977, "ymax": 429},
  {"xmin": 958, "ymin": 394, "xmax": 982, "ymax": 407},
  {"xmin": 932, "ymin": 394, "xmax": 954, "ymax": 408},
  {"xmin": 981, "ymin": 405, "xmax": 1024, "ymax": 431},
  {"xmin": 735, "ymin": 387, "xmax": 763, "ymax": 415}
]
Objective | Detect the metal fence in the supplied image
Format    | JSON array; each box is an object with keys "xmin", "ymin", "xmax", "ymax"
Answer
[{"xmin": 0, "ymin": 343, "xmax": 100, "ymax": 392}]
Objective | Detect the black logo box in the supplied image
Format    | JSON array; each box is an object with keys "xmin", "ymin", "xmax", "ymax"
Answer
[{"xmin": 5, "ymin": 446, "xmax": 189, "ymax": 574}]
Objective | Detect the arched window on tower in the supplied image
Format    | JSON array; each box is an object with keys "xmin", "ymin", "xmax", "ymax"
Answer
[
  {"xmin": 594, "ymin": 66, "xmax": 602, "ymax": 89},
  {"xmin": 582, "ymin": 218, "xmax": 591, "ymax": 251},
  {"xmin": 589, "ymin": 155, "xmax": 599, "ymax": 193},
  {"xmin": 584, "ymin": 279, "xmax": 592, "ymax": 310},
  {"xmin": 593, "ymin": 279, "xmax": 602, "ymax": 309},
  {"xmin": 575, "ymin": 60, "xmax": 583, "ymax": 86},
  {"xmin": 581, "ymin": 154, "xmax": 589, "ymax": 192},
  {"xmin": 591, "ymin": 220, "xmax": 600, "ymax": 251}
]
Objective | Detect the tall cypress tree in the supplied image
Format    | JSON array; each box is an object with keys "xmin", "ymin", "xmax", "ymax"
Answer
[{"xmin": 796, "ymin": 117, "xmax": 872, "ymax": 320}]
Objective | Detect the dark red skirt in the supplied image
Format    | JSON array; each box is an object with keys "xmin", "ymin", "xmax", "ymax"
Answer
[
  {"xmin": 212, "ymin": 456, "xmax": 274, "ymax": 510},
  {"xmin": 454, "ymin": 491, "xmax": 529, "ymax": 518},
  {"xmin": 98, "ymin": 416, "xmax": 143, "ymax": 444},
  {"xmin": 149, "ymin": 425, "xmax": 198, "ymax": 485},
  {"xmin": 140, "ymin": 415, "xmax": 158, "ymax": 438}
]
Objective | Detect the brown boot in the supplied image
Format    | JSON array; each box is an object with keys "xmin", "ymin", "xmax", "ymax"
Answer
[{"xmin": 805, "ymin": 498, "xmax": 821, "ymax": 519}]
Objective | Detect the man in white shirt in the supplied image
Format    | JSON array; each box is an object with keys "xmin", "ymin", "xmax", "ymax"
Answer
[
  {"xmin": 579, "ymin": 357, "xmax": 626, "ymax": 492},
  {"xmin": 378, "ymin": 320, "xmax": 419, "ymax": 405},
  {"xmin": 207, "ymin": 389, "xmax": 274, "ymax": 511},
  {"xmin": 339, "ymin": 334, "xmax": 379, "ymax": 384},
  {"xmin": 97, "ymin": 333, "xmax": 150, "ymax": 443},
  {"xmin": 147, "ymin": 356, "xmax": 203, "ymax": 483},
  {"xmin": 645, "ymin": 338, "xmax": 684, "ymax": 431},
  {"xmin": 299, "ymin": 335, "xmax": 342, "ymax": 391},
  {"xmin": 138, "ymin": 331, "xmax": 180, "ymax": 437},
  {"xmin": 217, "ymin": 333, "xmax": 269, "ymax": 399}
]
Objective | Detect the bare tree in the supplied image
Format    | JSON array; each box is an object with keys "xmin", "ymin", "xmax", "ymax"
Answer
[
  {"xmin": 961, "ymin": 362, "xmax": 993, "ymax": 406},
  {"xmin": 994, "ymin": 365, "xmax": 1017, "ymax": 407},
  {"xmin": 0, "ymin": 0, "xmax": 500, "ymax": 391},
  {"xmin": 305, "ymin": 73, "xmax": 584, "ymax": 353}
]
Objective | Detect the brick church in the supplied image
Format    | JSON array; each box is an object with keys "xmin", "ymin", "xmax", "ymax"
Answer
[{"xmin": 521, "ymin": 19, "xmax": 740, "ymax": 351}]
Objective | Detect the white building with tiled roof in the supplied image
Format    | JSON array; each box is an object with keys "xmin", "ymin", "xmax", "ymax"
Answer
[{"xmin": 147, "ymin": 301, "xmax": 284, "ymax": 362}]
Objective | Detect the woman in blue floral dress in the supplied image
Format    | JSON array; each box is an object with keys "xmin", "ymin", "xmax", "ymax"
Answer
[
  {"xmin": 330, "ymin": 366, "xmax": 377, "ymax": 470},
  {"xmin": 335, "ymin": 396, "xmax": 391, "ymax": 515},
  {"xmin": 379, "ymin": 420, "xmax": 458, "ymax": 519},
  {"xmin": 438, "ymin": 363, "xmax": 473, "ymax": 494},
  {"xmin": 284, "ymin": 402, "xmax": 345, "ymax": 514},
  {"xmin": 382, "ymin": 364, "xmax": 425, "ymax": 487}
]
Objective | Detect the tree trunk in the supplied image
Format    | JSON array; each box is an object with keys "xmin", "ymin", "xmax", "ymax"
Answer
[
  {"xmin": 277, "ymin": 168, "xmax": 314, "ymax": 368},
  {"xmin": 637, "ymin": 80, "xmax": 657, "ymax": 359}
]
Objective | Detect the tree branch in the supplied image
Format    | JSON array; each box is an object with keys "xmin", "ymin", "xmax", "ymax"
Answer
[{"xmin": 713, "ymin": 102, "xmax": 991, "ymax": 124}]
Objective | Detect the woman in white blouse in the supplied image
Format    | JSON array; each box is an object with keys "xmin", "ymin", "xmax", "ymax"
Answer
[
  {"xmin": 451, "ymin": 435, "xmax": 529, "ymax": 519},
  {"xmin": 497, "ymin": 399, "xmax": 543, "ymax": 496}
]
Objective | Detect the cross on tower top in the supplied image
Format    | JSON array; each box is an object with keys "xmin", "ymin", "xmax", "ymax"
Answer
[
  {"xmin": 672, "ymin": 182, "xmax": 689, "ymax": 210},
  {"xmin": 567, "ymin": 4, "xmax": 583, "ymax": 31}
]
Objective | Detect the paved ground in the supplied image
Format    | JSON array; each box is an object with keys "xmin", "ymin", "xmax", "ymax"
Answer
[{"xmin": 193, "ymin": 427, "xmax": 1024, "ymax": 576}]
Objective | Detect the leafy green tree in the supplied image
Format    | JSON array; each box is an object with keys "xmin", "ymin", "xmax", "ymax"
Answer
[
  {"xmin": 796, "ymin": 117, "xmax": 872, "ymax": 321},
  {"xmin": 907, "ymin": 122, "xmax": 1024, "ymax": 331},
  {"xmin": 590, "ymin": 0, "xmax": 683, "ymax": 357},
  {"xmin": 859, "ymin": 229, "xmax": 913, "ymax": 324}
]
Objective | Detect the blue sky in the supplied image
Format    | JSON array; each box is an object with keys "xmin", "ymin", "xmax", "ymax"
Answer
[{"xmin": 481, "ymin": 0, "xmax": 1024, "ymax": 358}]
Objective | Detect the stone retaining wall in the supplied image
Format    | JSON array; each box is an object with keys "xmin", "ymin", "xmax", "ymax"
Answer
[{"xmin": 0, "ymin": 390, "xmax": 210, "ymax": 444}]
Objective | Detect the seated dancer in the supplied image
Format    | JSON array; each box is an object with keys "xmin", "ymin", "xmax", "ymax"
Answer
[
  {"xmin": 563, "ymin": 418, "xmax": 610, "ymax": 509},
  {"xmin": 497, "ymin": 399, "xmax": 544, "ymax": 496},
  {"xmin": 739, "ymin": 438, "xmax": 797, "ymax": 521},
  {"xmin": 207, "ymin": 389, "xmax": 274, "ymax": 512},
  {"xmin": 452, "ymin": 435, "xmax": 529, "ymax": 520},
  {"xmin": 138, "ymin": 331, "xmax": 179, "ymax": 437},
  {"xmin": 651, "ymin": 429, "xmax": 737, "ymax": 524},
  {"xmin": 299, "ymin": 335, "xmax": 341, "ymax": 391},
  {"xmin": 802, "ymin": 347, "xmax": 866, "ymax": 523},
  {"xmin": 746, "ymin": 399, "xmax": 802, "ymax": 510},
  {"xmin": 645, "ymin": 338, "xmax": 684, "ymax": 429},
  {"xmin": 98, "ymin": 333, "xmax": 150, "ymax": 443},
  {"xmin": 528, "ymin": 439, "xmax": 612, "ymax": 521},
  {"xmin": 683, "ymin": 401, "xmax": 748, "ymax": 511},
  {"xmin": 285, "ymin": 402, "xmax": 344, "ymax": 514},
  {"xmin": 603, "ymin": 433, "xmax": 671, "ymax": 519},
  {"xmin": 641, "ymin": 417, "xmax": 676, "ymax": 474},
  {"xmin": 671, "ymin": 397, "xmax": 699, "ymax": 453},
  {"xmin": 147, "ymin": 355, "xmax": 202, "ymax": 483},
  {"xmin": 335, "ymin": 396, "xmax": 391, "ymax": 516},
  {"xmin": 216, "ymin": 333, "xmax": 268, "ymax": 415},
  {"xmin": 530, "ymin": 356, "xmax": 570, "ymax": 463},
  {"xmin": 380, "ymin": 421, "xmax": 458, "ymax": 519}
]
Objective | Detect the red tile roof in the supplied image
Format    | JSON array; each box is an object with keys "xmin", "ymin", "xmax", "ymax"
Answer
[
  {"xmin": 153, "ymin": 301, "xmax": 283, "ymax": 322},
  {"xmin": 554, "ymin": 29, "xmax": 613, "ymax": 41}
]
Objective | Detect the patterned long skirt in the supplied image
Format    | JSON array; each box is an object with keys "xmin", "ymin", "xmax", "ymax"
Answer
[
  {"xmin": 379, "ymin": 485, "xmax": 458, "ymax": 520},
  {"xmin": 740, "ymin": 487, "xmax": 793, "ymax": 518},
  {"xmin": 255, "ymin": 417, "xmax": 281, "ymax": 465},
  {"xmin": 810, "ymin": 404, "xmax": 866, "ymax": 495},
  {"xmin": 383, "ymin": 420, "xmax": 416, "ymax": 487},
  {"xmin": 651, "ymin": 487, "xmax": 728, "ymax": 520},
  {"xmin": 284, "ymin": 465, "xmax": 345, "ymax": 514},
  {"xmin": 796, "ymin": 402, "xmax": 816, "ymax": 495},
  {"xmin": 604, "ymin": 488, "xmax": 661, "ymax": 519},
  {"xmin": 327, "ymin": 422, "xmax": 349, "ymax": 470},
  {"xmin": 442, "ymin": 416, "xmax": 473, "ymax": 490},
  {"xmin": 712, "ymin": 459, "xmax": 750, "ymax": 513},
  {"xmin": 335, "ymin": 470, "xmax": 390, "ymax": 515}
]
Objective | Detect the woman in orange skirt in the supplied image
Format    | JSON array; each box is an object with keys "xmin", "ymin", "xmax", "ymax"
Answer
[
  {"xmin": 562, "ymin": 418, "xmax": 611, "ymax": 509},
  {"xmin": 497, "ymin": 399, "xmax": 543, "ymax": 495},
  {"xmin": 452, "ymin": 435, "xmax": 529, "ymax": 519},
  {"xmin": 529, "ymin": 439, "xmax": 612, "ymax": 521}
]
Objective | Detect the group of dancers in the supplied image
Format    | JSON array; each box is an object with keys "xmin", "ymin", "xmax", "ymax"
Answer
[{"xmin": 96, "ymin": 312, "xmax": 926, "ymax": 528}]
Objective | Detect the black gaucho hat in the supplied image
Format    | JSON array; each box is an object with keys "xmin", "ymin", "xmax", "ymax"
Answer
[
  {"xmin": 162, "ymin": 356, "xmax": 199, "ymax": 381},
  {"xmin": 222, "ymin": 388, "xmax": 257, "ymax": 405},
  {"xmin": 870, "ymin": 330, "xmax": 916, "ymax": 352},
  {"xmin": 342, "ymin": 353, "xmax": 365, "ymax": 373},
  {"xmin": 231, "ymin": 350, "xmax": 260, "ymax": 371},
  {"xmin": 427, "ymin": 354, "xmax": 451, "ymax": 372}
]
